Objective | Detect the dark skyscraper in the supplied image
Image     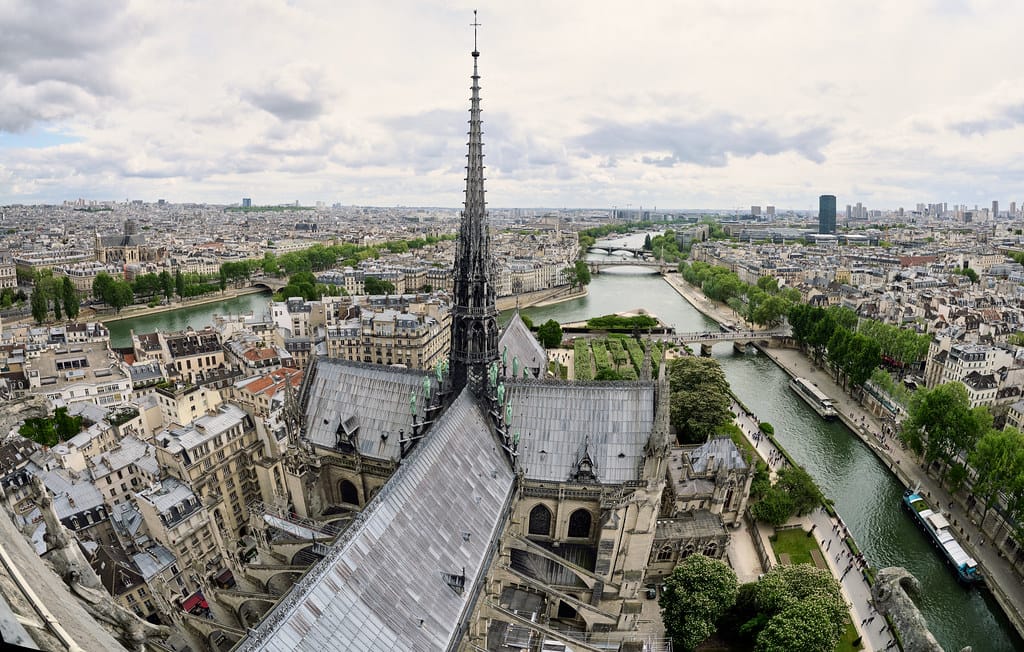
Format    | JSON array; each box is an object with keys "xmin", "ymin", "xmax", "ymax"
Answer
[
  {"xmin": 450, "ymin": 31, "xmax": 499, "ymax": 396},
  {"xmin": 819, "ymin": 194, "xmax": 837, "ymax": 234}
]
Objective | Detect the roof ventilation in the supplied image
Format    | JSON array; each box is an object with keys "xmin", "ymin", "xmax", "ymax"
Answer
[{"xmin": 442, "ymin": 568, "xmax": 466, "ymax": 596}]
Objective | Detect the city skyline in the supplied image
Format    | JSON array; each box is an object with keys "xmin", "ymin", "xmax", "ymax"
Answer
[{"xmin": 2, "ymin": 2, "xmax": 1024, "ymax": 209}]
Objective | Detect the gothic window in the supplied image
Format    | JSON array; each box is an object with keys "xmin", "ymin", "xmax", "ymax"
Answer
[
  {"xmin": 567, "ymin": 509, "xmax": 592, "ymax": 538},
  {"xmin": 704, "ymin": 541, "xmax": 718, "ymax": 557},
  {"xmin": 681, "ymin": 543, "xmax": 696, "ymax": 559},
  {"xmin": 656, "ymin": 545, "xmax": 673, "ymax": 562},
  {"xmin": 528, "ymin": 504, "xmax": 552, "ymax": 536},
  {"xmin": 339, "ymin": 479, "xmax": 359, "ymax": 506}
]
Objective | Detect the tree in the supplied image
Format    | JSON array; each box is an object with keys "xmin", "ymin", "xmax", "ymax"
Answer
[
  {"xmin": 750, "ymin": 564, "xmax": 847, "ymax": 652},
  {"xmin": 643, "ymin": 233, "xmax": 653, "ymax": 250},
  {"xmin": 536, "ymin": 319, "xmax": 563, "ymax": 348},
  {"xmin": 110, "ymin": 281, "xmax": 135, "ymax": 313},
  {"xmin": 751, "ymin": 488, "xmax": 795, "ymax": 526},
  {"xmin": 93, "ymin": 272, "xmax": 115, "ymax": 305},
  {"xmin": 668, "ymin": 357, "xmax": 734, "ymax": 443},
  {"xmin": 660, "ymin": 554, "xmax": 738, "ymax": 651},
  {"xmin": 901, "ymin": 382, "xmax": 992, "ymax": 481},
  {"xmin": 595, "ymin": 367, "xmax": 625, "ymax": 381},
  {"xmin": 30, "ymin": 289, "xmax": 47, "ymax": 324},
  {"xmin": 364, "ymin": 276, "xmax": 396, "ymax": 295},
  {"xmin": 52, "ymin": 293, "xmax": 62, "ymax": 321},
  {"xmin": 969, "ymin": 427, "xmax": 1024, "ymax": 519},
  {"xmin": 756, "ymin": 598, "xmax": 846, "ymax": 652},
  {"xmin": 159, "ymin": 270, "xmax": 174, "ymax": 300},
  {"xmin": 19, "ymin": 407, "xmax": 84, "ymax": 447},
  {"xmin": 219, "ymin": 267, "xmax": 228, "ymax": 293},
  {"xmin": 774, "ymin": 466, "xmax": 821, "ymax": 516},
  {"xmin": 175, "ymin": 270, "xmax": 185, "ymax": 299},
  {"xmin": 574, "ymin": 260, "xmax": 591, "ymax": 286},
  {"xmin": 62, "ymin": 277, "xmax": 79, "ymax": 319}
]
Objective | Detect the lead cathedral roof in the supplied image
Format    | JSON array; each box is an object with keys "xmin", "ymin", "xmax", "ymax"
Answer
[
  {"xmin": 238, "ymin": 389, "xmax": 515, "ymax": 652},
  {"xmin": 302, "ymin": 358, "xmax": 436, "ymax": 460},
  {"xmin": 507, "ymin": 379, "xmax": 656, "ymax": 484}
]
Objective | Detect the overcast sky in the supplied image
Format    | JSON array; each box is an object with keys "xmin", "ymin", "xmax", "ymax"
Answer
[{"xmin": 2, "ymin": 0, "xmax": 1023, "ymax": 210}]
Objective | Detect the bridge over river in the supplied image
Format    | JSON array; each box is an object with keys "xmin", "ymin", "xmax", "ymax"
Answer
[{"xmin": 571, "ymin": 327, "xmax": 789, "ymax": 355}]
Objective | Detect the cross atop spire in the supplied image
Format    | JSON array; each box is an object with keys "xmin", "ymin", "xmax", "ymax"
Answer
[{"xmin": 471, "ymin": 9, "xmax": 481, "ymax": 56}]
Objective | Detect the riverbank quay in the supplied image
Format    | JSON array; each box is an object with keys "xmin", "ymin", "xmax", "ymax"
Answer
[
  {"xmin": 496, "ymin": 284, "xmax": 587, "ymax": 312},
  {"xmin": 663, "ymin": 272, "xmax": 1024, "ymax": 641},
  {"xmin": 730, "ymin": 403, "xmax": 884, "ymax": 651},
  {"xmin": 95, "ymin": 286, "xmax": 268, "ymax": 326}
]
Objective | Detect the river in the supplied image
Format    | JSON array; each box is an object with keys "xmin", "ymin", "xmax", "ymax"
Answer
[
  {"xmin": 104, "ymin": 291, "xmax": 272, "ymax": 349},
  {"xmin": 515, "ymin": 233, "xmax": 1021, "ymax": 652},
  {"xmin": 107, "ymin": 239, "xmax": 1021, "ymax": 650}
]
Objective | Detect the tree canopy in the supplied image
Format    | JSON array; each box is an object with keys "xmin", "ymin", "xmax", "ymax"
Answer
[
  {"xmin": 901, "ymin": 382, "xmax": 992, "ymax": 481},
  {"xmin": 668, "ymin": 357, "xmax": 734, "ymax": 443},
  {"xmin": 751, "ymin": 564, "xmax": 847, "ymax": 652},
  {"xmin": 968, "ymin": 427, "xmax": 1024, "ymax": 521},
  {"xmin": 751, "ymin": 466, "xmax": 821, "ymax": 526},
  {"xmin": 363, "ymin": 276, "xmax": 396, "ymax": 295},
  {"xmin": 19, "ymin": 407, "xmax": 84, "ymax": 447},
  {"xmin": 536, "ymin": 319, "xmax": 563, "ymax": 348},
  {"xmin": 659, "ymin": 554, "xmax": 739, "ymax": 651}
]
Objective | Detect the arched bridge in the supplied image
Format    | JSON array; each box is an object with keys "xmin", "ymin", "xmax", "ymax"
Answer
[
  {"xmin": 667, "ymin": 328, "xmax": 788, "ymax": 345},
  {"xmin": 588, "ymin": 245, "xmax": 648, "ymax": 257},
  {"xmin": 588, "ymin": 259, "xmax": 675, "ymax": 274},
  {"xmin": 657, "ymin": 328, "xmax": 788, "ymax": 356},
  {"xmin": 250, "ymin": 277, "xmax": 288, "ymax": 292}
]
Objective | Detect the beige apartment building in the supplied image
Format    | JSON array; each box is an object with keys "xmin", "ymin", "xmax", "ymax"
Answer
[
  {"xmin": 154, "ymin": 381, "xmax": 223, "ymax": 426},
  {"xmin": 153, "ymin": 403, "xmax": 262, "ymax": 538},
  {"xmin": 324, "ymin": 301, "xmax": 451, "ymax": 369},
  {"xmin": 135, "ymin": 478, "xmax": 224, "ymax": 606}
]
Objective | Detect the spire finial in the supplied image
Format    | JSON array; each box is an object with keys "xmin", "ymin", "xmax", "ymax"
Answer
[{"xmin": 471, "ymin": 10, "xmax": 481, "ymax": 55}]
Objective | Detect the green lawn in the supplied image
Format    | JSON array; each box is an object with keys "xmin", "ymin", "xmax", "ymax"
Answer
[
  {"xmin": 770, "ymin": 527, "xmax": 818, "ymax": 566},
  {"xmin": 836, "ymin": 620, "xmax": 864, "ymax": 651}
]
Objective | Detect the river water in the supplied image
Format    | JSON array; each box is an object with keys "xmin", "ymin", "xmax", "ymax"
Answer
[
  {"xmin": 107, "ymin": 238, "xmax": 1021, "ymax": 650},
  {"xmin": 104, "ymin": 291, "xmax": 272, "ymax": 348}
]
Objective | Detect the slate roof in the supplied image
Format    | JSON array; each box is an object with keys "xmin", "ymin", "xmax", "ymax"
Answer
[
  {"xmin": 498, "ymin": 312, "xmax": 547, "ymax": 377},
  {"xmin": 507, "ymin": 379, "xmax": 655, "ymax": 484},
  {"xmin": 689, "ymin": 437, "xmax": 747, "ymax": 473},
  {"xmin": 303, "ymin": 358, "xmax": 436, "ymax": 460},
  {"xmin": 239, "ymin": 389, "xmax": 515, "ymax": 652}
]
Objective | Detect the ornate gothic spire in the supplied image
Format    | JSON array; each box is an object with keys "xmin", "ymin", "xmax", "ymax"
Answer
[{"xmin": 450, "ymin": 11, "xmax": 499, "ymax": 396}]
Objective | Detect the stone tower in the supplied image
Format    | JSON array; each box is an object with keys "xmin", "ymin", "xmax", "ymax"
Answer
[{"xmin": 450, "ymin": 26, "xmax": 499, "ymax": 396}]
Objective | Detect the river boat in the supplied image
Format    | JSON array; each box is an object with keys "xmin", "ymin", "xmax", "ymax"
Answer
[
  {"xmin": 902, "ymin": 490, "xmax": 981, "ymax": 585},
  {"xmin": 788, "ymin": 377, "xmax": 838, "ymax": 419}
]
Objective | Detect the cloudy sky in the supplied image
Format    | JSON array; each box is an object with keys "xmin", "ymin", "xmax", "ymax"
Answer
[{"xmin": 2, "ymin": 0, "xmax": 1023, "ymax": 210}]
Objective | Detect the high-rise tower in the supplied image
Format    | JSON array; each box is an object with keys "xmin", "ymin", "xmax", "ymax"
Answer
[
  {"xmin": 819, "ymin": 194, "xmax": 837, "ymax": 234},
  {"xmin": 450, "ymin": 16, "xmax": 499, "ymax": 396}
]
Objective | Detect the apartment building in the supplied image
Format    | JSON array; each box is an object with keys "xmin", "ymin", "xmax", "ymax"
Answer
[
  {"xmin": 24, "ymin": 343, "xmax": 132, "ymax": 408},
  {"xmin": 324, "ymin": 300, "xmax": 451, "ymax": 370},
  {"xmin": 153, "ymin": 404, "xmax": 261, "ymax": 538}
]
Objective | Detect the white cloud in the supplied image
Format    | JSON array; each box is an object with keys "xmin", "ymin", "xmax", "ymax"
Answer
[{"xmin": 1, "ymin": 0, "xmax": 1023, "ymax": 208}]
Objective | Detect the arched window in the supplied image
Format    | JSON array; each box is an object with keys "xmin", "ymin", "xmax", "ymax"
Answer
[
  {"xmin": 681, "ymin": 543, "xmax": 696, "ymax": 559},
  {"xmin": 656, "ymin": 545, "xmax": 673, "ymax": 562},
  {"xmin": 567, "ymin": 509, "xmax": 592, "ymax": 538},
  {"xmin": 528, "ymin": 504, "xmax": 552, "ymax": 536},
  {"xmin": 704, "ymin": 541, "xmax": 718, "ymax": 557},
  {"xmin": 339, "ymin": 479, "xmax": 359, "ymax": 506}
]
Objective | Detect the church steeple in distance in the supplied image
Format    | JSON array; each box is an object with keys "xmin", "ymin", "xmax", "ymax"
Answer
[{"xmin": 450, "ymin": 10, "xmax": 499, "ymax": 397}]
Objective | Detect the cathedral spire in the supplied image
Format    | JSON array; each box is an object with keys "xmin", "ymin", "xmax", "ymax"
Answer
[{"xmin": 450, "ymin": 11, "xmax": 499, "ymax": 396}]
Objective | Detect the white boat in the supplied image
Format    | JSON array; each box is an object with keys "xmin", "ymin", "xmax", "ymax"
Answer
[{"xmin": 789, "ymin": 377, "xmax": 838, "ymax": 419}]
